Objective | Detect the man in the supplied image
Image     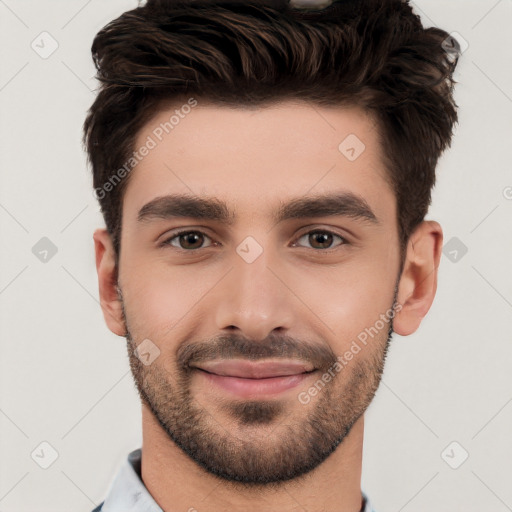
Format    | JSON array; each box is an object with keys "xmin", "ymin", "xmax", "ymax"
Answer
[{"xmin": 84, "ymin": 0, "xmax": 460, "ymax": 510}]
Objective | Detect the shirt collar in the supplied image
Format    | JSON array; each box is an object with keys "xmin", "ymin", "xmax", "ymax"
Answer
[
  {"xmin": 362, "ymin": 490, "xmax": 377, "ymax": 512},
  {"xmin": 101, "ymin": 448, "xmax": 376, "ymax": 512},
  {"xmin": 101, "ymin": 448, "xmax": 162, "ymax": 512}
]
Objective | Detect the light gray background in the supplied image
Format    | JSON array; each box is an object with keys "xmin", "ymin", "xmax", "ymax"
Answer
[{"xmin": 0, "ymin": 1, "xmax": 511, "ymax": 511}]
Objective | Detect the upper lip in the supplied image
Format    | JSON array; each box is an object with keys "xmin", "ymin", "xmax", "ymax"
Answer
[{"xmin": 191, "ymin": 359, "xmax": 315, "ymax": 379}]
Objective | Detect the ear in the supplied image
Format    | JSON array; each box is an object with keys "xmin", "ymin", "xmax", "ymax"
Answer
[
  {"xmin": 93, "ymin": 228, "xmax": 126, "ymax": 337},
  {"xmin": 393, "ymin": 220, "xmax": 443, "ymax": 336}
]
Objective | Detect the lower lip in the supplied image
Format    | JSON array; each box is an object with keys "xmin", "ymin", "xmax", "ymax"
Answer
[{"xmin": 195, "ymin": 369, "xmax": 316, "ymax": 398}]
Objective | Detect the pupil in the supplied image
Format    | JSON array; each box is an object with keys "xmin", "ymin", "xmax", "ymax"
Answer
[
  {"xmin": 312, "ymin": 232, "xmax": 331, "ymax": 248},
  {"xmin": 183, "ymin": 233, "xmax": 201, "ymax": 248}
]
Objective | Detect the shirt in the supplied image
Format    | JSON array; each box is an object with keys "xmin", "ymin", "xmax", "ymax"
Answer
[{"xmin": 92, "ymin": 448, "xmax": 377, "ymax": 512}]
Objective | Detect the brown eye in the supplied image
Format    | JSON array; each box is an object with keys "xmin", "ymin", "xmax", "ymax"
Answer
[
  {"xmin": 162, "ymin": 231, "xmax": 213, "ymax": 250},
  {"xmin": 295, "ymin": 230, "xmax": 347, "ymax": 250}
]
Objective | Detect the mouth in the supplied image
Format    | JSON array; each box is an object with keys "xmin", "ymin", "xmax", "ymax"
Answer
[
  {"xmin": 191, "ymin": 359, "xmax": 316, "ymax": 379},
  {"xmin": 190, "ymin": 359, "xmax": 317, "ymax": 398}
]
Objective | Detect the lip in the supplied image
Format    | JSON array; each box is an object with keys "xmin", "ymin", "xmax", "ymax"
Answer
[
  {"xmin": 191, "ymin": 359, "xmax": 315, "ymax": 379},
  {"xmin": 191, "ymin": 359, "xmax": 317, "ymax": 398}
]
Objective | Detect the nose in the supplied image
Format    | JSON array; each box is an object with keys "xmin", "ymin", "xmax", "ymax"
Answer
[{"xmin": 213, "ymin": 246, "xmax": 296, "ymax": 342}]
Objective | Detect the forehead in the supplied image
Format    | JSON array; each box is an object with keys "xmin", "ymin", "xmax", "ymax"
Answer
[{"xmin": 123, "ymin": 99, "xmax": 395, "ymax": 225}]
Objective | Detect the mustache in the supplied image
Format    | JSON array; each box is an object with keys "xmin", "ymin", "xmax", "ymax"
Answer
[{"xmin": 176, "ymin": 333, "xmax": 338, "ymax": 372}]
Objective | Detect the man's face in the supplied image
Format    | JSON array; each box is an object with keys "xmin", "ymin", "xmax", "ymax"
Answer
[{"xmin": 117, "ymin": 99, "xmax": 401, "ymax": 485}]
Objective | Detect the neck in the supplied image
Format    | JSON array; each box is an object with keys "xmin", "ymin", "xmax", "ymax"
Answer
[{"xmin": 140, "ymin": 403, "xmax": 365, "ymax": 512}]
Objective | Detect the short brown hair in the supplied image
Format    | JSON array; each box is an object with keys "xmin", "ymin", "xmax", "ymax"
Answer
[{"xmin": 83, "ymin": 0, "xmax": 460, "ymax": 266}]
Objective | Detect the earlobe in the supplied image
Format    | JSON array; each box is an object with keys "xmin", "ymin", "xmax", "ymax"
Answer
[
  {"xmin": 93, "ymin": 228, "xmax": 126, "ymax": 337},
  {"xmin": 393, "ymin": 221, "xmax": 443, "ymax": 336}
]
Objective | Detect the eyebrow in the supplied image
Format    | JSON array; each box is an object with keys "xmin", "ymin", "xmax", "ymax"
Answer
[{"xmin": 137, "ymin": 192, "xmax": 380, "ymax": 227}]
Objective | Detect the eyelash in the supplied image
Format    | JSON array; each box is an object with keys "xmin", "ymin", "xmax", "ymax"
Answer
[{"xmin": 160, "ymin": 228, "xmax": 349, "ymax": 253}]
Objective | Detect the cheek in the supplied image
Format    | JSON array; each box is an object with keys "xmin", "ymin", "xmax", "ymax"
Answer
[
  {"xmin": 123, "ymin": 263, "xmax": 214, "ymax": 332},
  {"xmin": 305, "ymin": 261, "xmax": 395, "ymax": 349}
]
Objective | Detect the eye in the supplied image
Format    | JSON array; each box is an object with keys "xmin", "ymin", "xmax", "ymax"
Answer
[
  {"xmin": 161, "ymin": 230, "xmax": 214, "ymax": 251},
  {"xmin": 293, "ymin": 229, "xmax": 348, "ymax": 251},
  {"xmin": 160, "ymin": 228, "xmax": 348, "ymax": 252}
]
